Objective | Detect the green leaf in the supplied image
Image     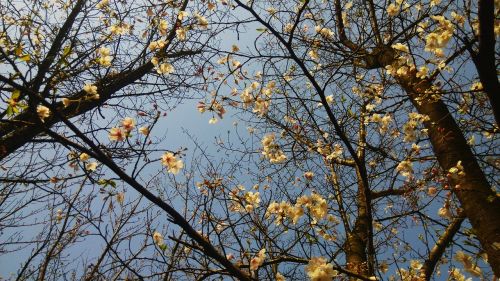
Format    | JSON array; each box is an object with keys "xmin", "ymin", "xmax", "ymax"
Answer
[{"xmin": 256, "ymin": 28, "xmax": 268, "ymax": 33}]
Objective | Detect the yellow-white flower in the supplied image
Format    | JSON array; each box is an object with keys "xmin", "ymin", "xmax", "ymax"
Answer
[
  {"xmin": 139, "ymin": 126, "xmax": 149, "ymax": 136},
  {"xmin": 79, "ymin": 153, "xmax": 90, "ymax": 161},
  {"xmin": 97, "ymin": 47, "xmax": 112, "ymax": 66},
  {"xmin": 176, "ymin": 27, "xmax": 187, "ymax": 41},
  {"xmin": 305, "ymin": 257, "xmax": 338, "ymax": 281},
  {"xmin": 109, "ymin": 127, "xmax": 126, "ymax": 141},
  {"xmin": 156, "ymin": 63, "xmax": 175, "ymax": 75},
  {"xmin": 121, "ymin": 117, "xmax": 135, "ymax": 131},
  {"xmin": 96, "ymin": 0, "xmax": 109, "ymax": 9},
  {"xmin": 161, "ymin": 152, "xmax": 184, "ymax": 174},
  {"xmin": 153, "ymin": 231, "xmax": 164, "ymax": 245},
  {"xmin": 85, "ymin": 162, "xmax": 98, "ymax": 171},
  {"xmin": 387, "ymin": 3, "xmax": 399, "ymax": 16},
  {"xmin": 37, "ymin": 105, "xmax": 50, "ymax": 121},
  {"xmin": 249, "ymin": 249, "xmax": 266, "ymax": 271}
]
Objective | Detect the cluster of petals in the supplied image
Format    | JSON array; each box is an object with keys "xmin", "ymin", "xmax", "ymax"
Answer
[
  {"xmin": 161, "ymin": 152, "xmax": 184, "ymax": 174},
  {"xmin": 97, "ymin": 46, "xmax": 112, "ymax": 66},
  {"xmin": 261, "ymin": 134, "xmax": 287, "ymax": 164},
  {"xmin": 37, "ymin": 105, "xmax": 50, "ymax": 121},
  {"xmin": 402, "ymin": 112, "xmax": 430, "ymax": 143},
  {"xmin": 305, "ymin": 257, "xmax": 338, "ymax": 281},
  {"xmin": 153, "ymin": 231, "xmax": 164, "ymax": 246},
  {"xmin": 109, "ymin": 117, "xmax": 135, "ymax": 141},
  {"xmin": 249, "ymin": 249, "xmax": 266, "ymax": 271}
]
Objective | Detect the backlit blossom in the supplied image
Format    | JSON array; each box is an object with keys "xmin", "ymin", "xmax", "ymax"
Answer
[
  {"xmin": 116, "ymin": 192, "xmax": 125, "ymax": 204},
  {"xmin": 194, "ymin": 12, "xmax": 208, "ymax": 29},
  {"xmin": 387, "ymin": 3, "xmax": 399, "ymax": 16},
  {"xmin": 139, "ymin": 126, "xmax": 149, "ymax": 136},
  {"xmin": 396, "ymin": 160, "xmax": 413, "ymax": 178},
  {"xmin": 56, "ymin": 209, "xmax": 64, "ymax": 223},
  {"xmin": 177, "ymin": 11, "xmax": 189, "ymax": 20},
  {"xmin": 304, "ymin": 171, "xmax": 314, "ymax": 180},
  {"xmin": 85, "ymin": 162, "xmax": 98, "ymax": 171},
  {"xmin": 315, "ymin": 26, "xmax": 334, "ymax": 39},
  {"xmin": 253, "ymin": 97, "xmax": 270, "ymax": 116},
  {"xmin": 62, "ymin": 98, "xmax": 71, "ymax": 107},
  {"xmin": 309, "ymin": 193, "xmax": 328, "ymax": 220},
  {"xmin": 153, "ymin": 231, "xmax": 164, "ymax": 245},
  {"xmin": 265, "ymin": 200, "xmax": 304, "ymax": 225},
  {"xmin": 121, "ymin": 117, "xmax": 135, "ymax": 131},
  {"xmin": 79, "ymin": 153, "xmax": 90, "ymax": 161},
  {"xmin": 37, "ymin": 105, "xmax": 50, "ymax": 121},
  {"xmin": 159, "ymin": 19, "xmax": 169, "ymax": 36},
  {"xmin": 149, "ymin": 40, "xmax": 166, "ymax": 51},
  {"xmin": 309, "ymin": 49, "xmax": 319, "ymax": 60},
  {"xmin": 305, "ymin": 257, "xmax": 338, "ymax": 281},
  {"xmin": 249, "ymin": 248, "xmax": 266, "ymax": 271},
  {"xmin": 438, "ymin": 205, "xmax": 452, "ymax": 219},
  {"xmin": 455, "ymin": 251, "xmax": 482, "ymax": 277},
  {"xmin": 109, "ymin": 127, "xmax": 126, "ymax": 141},
  {"xmin": 109, "ymin": 23, "xmax": 131, "ymax": 35},
  {"xmin": 96, "ymin": 0, "xmax": 109, "ymax": 9},
  {"xmin": 261, "ymin": 134, "xmax": 287, "ymax": 163},
  {"xmin": 243, "ymin": 191, "xmax": 260, "ymax": 212},
  {"xmin": 161, "ymin": 152, "xmax": 184, "ymax": 174},
  {"xmin": 392, "ymin": 43, "xmax": 409, "ymax": 53},
  {"xmin": 448, "ymin": 160, "xmax": 465, "ymax": 179},
  {"xmin": 97, "ymin": 47, "xmax": 112, "ymax": 66},
  {"xmin": 83, "ymin": 83, "xmax": 97, "ymax": 95},
  {"xmin": 424, "ymin": 16, "xmax": 454, "ymax": 57},
  {"xmin": 156, "ymin": 63, "xmax": 175, "ymax": 75},
  {"xmin": 176, "ymin": 27, "xmax": 187, "ymax": 41}
]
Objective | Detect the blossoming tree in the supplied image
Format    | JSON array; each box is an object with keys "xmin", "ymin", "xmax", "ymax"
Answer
[
  {"xmin": 1, "ymin": 0, "xmax": 499, "ymax": 280},
  {"xmin": 196, "ymin": 0, "xmax": 499, "ymax": 279}
]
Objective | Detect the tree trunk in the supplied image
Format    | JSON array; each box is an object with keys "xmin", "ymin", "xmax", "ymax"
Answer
[{"xmin": 399, "ymin": 75, "xmax": 500, "ymax": 276}]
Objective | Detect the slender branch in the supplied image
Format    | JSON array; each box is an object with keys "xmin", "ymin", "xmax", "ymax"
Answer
[{"xmin": 420, "ymin": 216, "xmax": 465, "ymax": 280}]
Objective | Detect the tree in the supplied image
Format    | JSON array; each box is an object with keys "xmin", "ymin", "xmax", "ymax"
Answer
[
  {"xmin": 199, "ymin": 0, "xmax": 499, "ymax": 279},
  {"xmin": 1, "ymin": 0, "xmax": 499, "ymax": 280}
]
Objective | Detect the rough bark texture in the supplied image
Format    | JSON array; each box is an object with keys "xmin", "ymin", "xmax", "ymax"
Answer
[
  {"xmin": 420, "ymin": 216, "xmax": 465, "ymax": 280},
  {"xmin": 473, "ymin": 0, "xmax": 500, "ymax": 126},
  {"xmin": 399, "ymin": 75, "xmax": 500, "ymax": 276}
]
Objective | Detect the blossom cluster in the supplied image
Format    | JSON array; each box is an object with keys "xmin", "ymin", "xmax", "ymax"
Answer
[
  {"xmin": 266, "ymin": 193, "xmax": 329, "ymax": 225},
  {"xmin": 97, "ymin": 46, "xmax": 112, "ymax": 66},
  {"xmin": 238, "ymin": 81, "xmax": 276, "ymax": 117},
  {"xmin": 161, "ymin": 152, "xmax": 184, "ymax": 175},
  {"xmin": 402, "ymin": 112, "xmax": 429, "ymax": 143},
  {"xmin": 151, "ymin": 56, "xmax": 175, "ymax": 75},
  {"xmin": 315, "ymin": 140, "xmax": 343, "ymax": 161},
  {"xmin": 249, "ymin": 248, "xmax": 266, "ymax": 271},
  {"xmin": 424, "ymin": 16, "xmax": 454, "ymax": 57},
  {"xmin": 261, "ymin": 134, "xmax": 287, "ymax": 164},
  {"xmin": 305, "ymin": 257, "xmax": 338, "ymax": 281},
  {"xmin": 109, "ymin": 117, "xmax": 135, "ymax": 141}
]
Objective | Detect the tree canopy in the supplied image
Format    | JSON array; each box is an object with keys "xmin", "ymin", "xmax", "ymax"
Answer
[{"xmin": 0, "ymin": 0, "xmax": 499, "ymax": 280}]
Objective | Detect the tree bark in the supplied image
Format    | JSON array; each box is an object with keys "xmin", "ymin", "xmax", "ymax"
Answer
[
  {"xmin": 472, "ymin": 0, "xmax": 500, "ymax": 127},
  {"xmin": 399, "ymin": 75, "xmax": 500, "ymax": 276}
]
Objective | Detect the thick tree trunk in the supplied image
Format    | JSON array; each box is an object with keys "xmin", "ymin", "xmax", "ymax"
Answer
[
  {"xmin": 345, "ymin": 230, "xmax": 369, "ymax": 278},
  {"xmin": 473, "ymin": 0, "xmax": 500, "ymax": 127},
  {"xmin": 399, "ymin": 76, "xmax": 500, "ymax": 276},
  {"xmin": 344, "ymin": 169, "xmax": 373, "ymax": 279}
]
